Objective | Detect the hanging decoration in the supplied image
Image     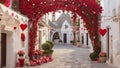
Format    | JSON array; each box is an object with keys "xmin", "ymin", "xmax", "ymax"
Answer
[
  {"xmin": 13, "ymin": 26, "xmax": 17, "ymax": 30},
  {"xmin": 19, "ymin": 0, "xmax": 103, "ymax": 59},
  {"xmin": 20, "ymin": 24, "xmax": 27, "ymax": 31},
  {"xmin": 11, "ymin": 13, "xmax": 14, "ymax": 16},
  {"xmin": 21, "ymin": 33, "xmax": 25, "ymax": 42},
  {"xmin": 99, "ymin": 29, "xmax": 107, "ymax": 36}
]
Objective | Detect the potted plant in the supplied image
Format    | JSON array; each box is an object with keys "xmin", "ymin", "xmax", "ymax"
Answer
[
  {"xmin": 41, "ymin": 42, "xmax": 54, "ymax": 56},
  {"xmin": 99, "ymin": 52, "xmax": 106, "ymax": 63},
  {"xmin": 18, "ymin": 50, "xmax": 25, "ymax": 57},
  {"xmin": 89, "ymin": 52, "xmax": 98, "ymax": 61},
  {"xmin": 46, "ymin": 40, "xmax": 54, "ymax": 48},
  {"xmin": 17, "ymin": 50, "xmax": 25, "ymax": 67},
  {"xmin": 59, "ymin": 40, "xmax": 62, "ymax": 44},
  {"xmin": 76, "ymin": 40, "xmax": 80, "ymax": 46},
  {"xmin": 70, "ymin": 40, "xmax": 74, "ymax": 45}
]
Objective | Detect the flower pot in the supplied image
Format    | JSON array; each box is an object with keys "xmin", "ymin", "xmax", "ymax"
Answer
[
  {"xmin": 99, "ymin": 56, "xmax": 106, "ymax": 63},
  {"xmin": 18, "ymin": 58, "xmax": 25, "ymax": 67}
]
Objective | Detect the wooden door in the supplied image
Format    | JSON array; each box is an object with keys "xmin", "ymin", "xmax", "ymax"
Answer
[
  {"xmin": 63, "ymin": 34, "xmax": 67, "ymax": 43},
  {"xmin": 107, "ymin": 27, "xmax": 110, "ymax": 60},
  {"xmin": 86, "ymin": 33, "xmax": 88, "ymax": 45},
  {"xmin": 1, "ymin": 33, "xmax": 7, "ymax": 68}
]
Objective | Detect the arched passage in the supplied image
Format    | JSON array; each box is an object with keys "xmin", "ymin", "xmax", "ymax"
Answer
[
  {"xmin": 19, "ymin": 0, "xmax": 102, "ymax": 59},
  {"xmin": 52, "ymin": 32, "xmax": 60, "ymax": 41}
]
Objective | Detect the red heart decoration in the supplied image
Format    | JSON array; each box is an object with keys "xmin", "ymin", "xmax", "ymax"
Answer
[
  {"xmin": 12, "ymin": 13, "xmax": 14, "ymax": 16},
  {"xmin": 13, "ymin": 27, "xmax": 17, "ymax": 30},
  {"xmin": 21, "ymin": 33, "xmax": 25, "ymax": 42},
  {"xmin": 20, "ymin": 24, "xmax": 27, "ymax": 31},
  {"xmin": 99, "ymin": 29, "xmax": 107, "ymax": 36}
]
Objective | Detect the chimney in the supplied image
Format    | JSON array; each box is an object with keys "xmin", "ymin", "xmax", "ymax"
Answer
[{"xmin": 52, "ymin": 12, "xmax": 55, "ymax": 22}]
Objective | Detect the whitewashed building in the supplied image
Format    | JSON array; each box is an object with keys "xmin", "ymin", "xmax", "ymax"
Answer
[
  {"xmin": 101, "ymin": 0, "xmax": 120, "ymax": 67},
  {"xmin": 0, "ymin": 4, "xmax": 29, "ymax": 67},
  {"xmin": 37, "ymin": 14, "xmax": 52, "ymax": 49},
  {"xmin": 49, "ymin": 13, "xmax": 74, "ymax": 44}
]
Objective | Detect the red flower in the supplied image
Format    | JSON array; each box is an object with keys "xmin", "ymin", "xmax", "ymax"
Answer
[
  {"xmin": 18, "ymin": 50, "xmax": 25, "ymax": 56},
  {"xmin": 99, "ymin": 52, "xmax": 106, "ymax": 57}
]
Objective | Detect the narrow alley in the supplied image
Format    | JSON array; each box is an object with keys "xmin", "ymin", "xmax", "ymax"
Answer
[{"xmin": 24, "ymin": 44, "xmax": 118, "ymax": 68}]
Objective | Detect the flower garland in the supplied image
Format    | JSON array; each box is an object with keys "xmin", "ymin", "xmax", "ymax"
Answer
[
  {"xmin": 19, "ymin": 0, "xmax": 102, "ymax": 59},
  {"xmin": 0, "ymin": 0, "xmax": 10, "ymax": 7}
]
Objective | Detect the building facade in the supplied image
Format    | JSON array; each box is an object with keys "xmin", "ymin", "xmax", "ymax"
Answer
[
  {"xmin": 0, "ymin": 4, "xmax": 29, "ymax": 67},
  {"xmin": 101, "ymin": 0, "xmax": 120, "ymax": 67},
  {"xmin": 49, "ymin": 13, "xmax": 74, "ymax": 44}
]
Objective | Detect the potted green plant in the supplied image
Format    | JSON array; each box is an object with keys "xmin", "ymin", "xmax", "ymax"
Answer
[
  {"xmin": 41, "ymin": 43, "xmax": 51, "ymax": 50},
  {"xmin": 41, "ymin": 42, "xmax": 54, "ymax": 56},
  {"xmin": 46, "ymin": 40, "xmax": 54, "ymax": 48},
  {"xmin": 89, "ymin": 52, "xmax": 98, "ymax": 61}
]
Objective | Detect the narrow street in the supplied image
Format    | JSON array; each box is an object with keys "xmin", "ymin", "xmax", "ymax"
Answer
[{"xmin": 25, "ymin": 44, "xmax": 118, "ymax": 68}]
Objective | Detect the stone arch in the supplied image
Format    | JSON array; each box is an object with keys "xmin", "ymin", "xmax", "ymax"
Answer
[
  {"xmin": 19, "ymin": 0, "xmax": 103, "ymax": 59},
  {"xmin": 52, "ymin": 32, "xmax": 60, "ymax": 41}
]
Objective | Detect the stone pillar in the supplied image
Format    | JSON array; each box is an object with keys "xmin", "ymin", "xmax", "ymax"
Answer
[{"xmin": 0, "ymin": 25, "xmax": 1, "ymax": 67}]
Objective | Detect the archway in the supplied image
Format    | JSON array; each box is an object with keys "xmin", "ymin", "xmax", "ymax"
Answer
[
  {"xmin": 19, "ymin": 0, "xmax": 102, "ymax": 59},
  {"xmin": 52, "ymin": 32, "xmax": 60, "ymax": 42}
]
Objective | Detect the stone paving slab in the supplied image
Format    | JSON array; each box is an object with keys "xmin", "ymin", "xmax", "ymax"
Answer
[{"xmin": 23, "ymin": 44, "xmax": 119, "ymax": 68}]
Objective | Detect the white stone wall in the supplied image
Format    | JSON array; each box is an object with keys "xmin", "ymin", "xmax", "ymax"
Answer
[
  {"xmin": 0, "ymin": 4, "xmax": 29, "ymax": 67},
  {"xmin": 39, "ymin": 27, "xmax": 49, "ymax": 45},
  {"xmin": 61, "ymin": 20, "xmax": 73, "ymax": 44},
  {"xmin": 0, "ymin": 25, "xmax": 1, "ymax": 67},
  {"xmin": 101, "ymin": 0, "xmax": 120, "ymax": 67}
]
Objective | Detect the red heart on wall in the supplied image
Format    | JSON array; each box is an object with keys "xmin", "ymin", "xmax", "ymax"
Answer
[
  {"xmin": 20, "ymin": 24, "xmax": 27, "ymax": 31},
  {"xmin": 21, "ymin": 33, "xmax": 25, "ymax": 42},
  {"xmin": 99, "ymin": 29, "xmax": 107, "ymax": 36}
]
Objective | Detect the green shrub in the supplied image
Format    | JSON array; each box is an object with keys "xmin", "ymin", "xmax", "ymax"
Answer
[
  {"xmin": 41, "ymin": 42, "xmax": 51, "ymax": 50},
  {"xmin": 42, "ymin": 50, "xmax": 54, "ymax": 56},
  {"xmin": 46, "ymin": 40, "xmax": 54, "ymax": 48},
  {"xmin": 89, "ymin": 52, "xmax": 98, "ymax": 61}
]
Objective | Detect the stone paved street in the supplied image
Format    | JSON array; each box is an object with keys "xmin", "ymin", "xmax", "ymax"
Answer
[{"xmin": 25, "ymin": 44, "xmax": 119, "ymax": 68}]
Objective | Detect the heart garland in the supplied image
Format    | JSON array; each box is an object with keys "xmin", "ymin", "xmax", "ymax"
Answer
[
  {"xmin": 13, "ymin": 27, "xmax": 17, "ymax": 30},
  {"xmin": 99, "ymin": 29, "xmax": 107, "ymax": 36},
  {"xmin": 21, "ymin": 33, "xmax": 25, "ymax": 42},
  {"xmin": 20, "ymin": 24, "xmax": 27, "ymax": 31}
]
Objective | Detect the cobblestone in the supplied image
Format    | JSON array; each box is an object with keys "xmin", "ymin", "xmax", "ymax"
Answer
[{"xmin": 24, "ymin": 44, "xmax": 119, "ymax": 68}]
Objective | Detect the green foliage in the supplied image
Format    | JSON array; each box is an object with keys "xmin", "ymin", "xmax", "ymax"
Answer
[
  {"xmin": 42, "ymin": 50, "xmax": 54, "ymax": 56},
  {"xmin": 89, "ymin": 52, "xmax": 98, "ymax": 60},
  {"xmin": 46, "ymin": 40, "xmax": 54, "ymax": 48},
  {"xmin": 41, "ymin": 42, "xmax": 51, "ymax": 50}
]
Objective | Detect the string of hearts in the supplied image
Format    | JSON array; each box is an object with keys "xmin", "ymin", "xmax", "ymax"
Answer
[{"xmin": 20, "ymin": 24, "xmax": 27, "ymax": 45}]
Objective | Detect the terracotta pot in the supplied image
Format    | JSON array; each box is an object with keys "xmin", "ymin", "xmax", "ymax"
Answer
[
  {"xmin": 99, "ymin": 56, "xmax": 106, "ymax": 63},
  {"xmin": 18, "ymin": 58, "xmax": 25, "ymax": 67}
]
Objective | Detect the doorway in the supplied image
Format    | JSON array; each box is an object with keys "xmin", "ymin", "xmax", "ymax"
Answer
[
  {"xmin": 82, "ymin": 34, "xmax": 84, "ymax": 44},
  {"xmin": 107, "ymin": 27, "xmax": 110, "ymax": 60},
  {"xmin": 63, "ymin": 33, "xmax": 67, "ymax": 43},
  {"xmin": 86, "ymin": 33, "xmax": 89, "ymax": 45},
  {"xmin": 39, "ymin": 31, "xmax": 42, "ymax": 49},
  {"xmin": 1, "ymin": 33, "xmax": 7, "ymax": 68}
]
